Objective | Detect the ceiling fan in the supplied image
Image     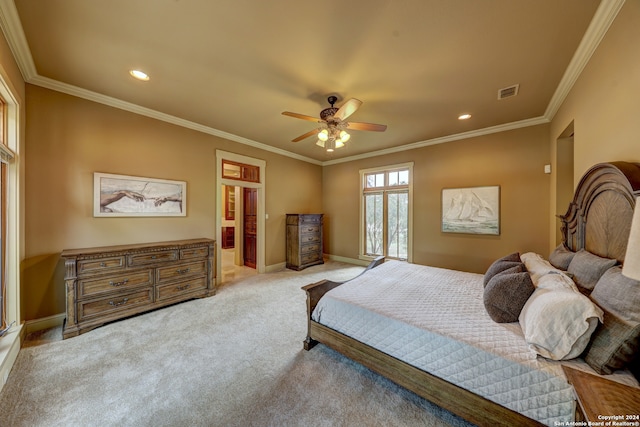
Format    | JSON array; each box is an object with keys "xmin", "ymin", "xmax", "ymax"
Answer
[{"xmin": 282, "ymin": 96, "xmax": 387, "ymax": 151}]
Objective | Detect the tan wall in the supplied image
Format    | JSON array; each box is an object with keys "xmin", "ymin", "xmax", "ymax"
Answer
[
  {"xmin": 323, "ymin": 124, "xmax": 551, "ymax": 273},
  {"xmin": 549, "ymin": 0, "xmax": 640, "ymax": 250},
  {"xmin": 19, "ymin": 0, "xmax": 640, "ymax": 321},
  {"xmin": 24, "ymin": 85, "xmax": 322, "ymax": 320}
]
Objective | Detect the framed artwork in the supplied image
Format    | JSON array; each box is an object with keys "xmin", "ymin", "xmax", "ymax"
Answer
[
  {"xmin": 442, "ymin": 185, "xmax": 500, "ymax": 235},
  {"xmin": 94, "ymin": 173, "xmax": 186, "ymax": 217}
]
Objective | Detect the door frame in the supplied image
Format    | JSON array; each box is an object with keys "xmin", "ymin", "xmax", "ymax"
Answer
[{"xmin": 216, "ymin": 150, "xmax": 266, "ymax": 284}]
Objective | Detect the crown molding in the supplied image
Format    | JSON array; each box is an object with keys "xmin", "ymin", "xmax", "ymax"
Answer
[
  {"xmin": 0, "ymin": 0, "xmax": 36, "ymax": 80},
  {"xmin": 29, "ymin": 75, "xmax": 323, "ymax": 166},
  {"xmin": 0, "ymin": 0, "xmax": 625, "ymax": 167},
  {"xmin": 544, "ymin": 0, "xmax": 625, "ymax": 120},
  {"xmin": 322, "ymin": 116, "xmax": 550, "ymax": 166}
]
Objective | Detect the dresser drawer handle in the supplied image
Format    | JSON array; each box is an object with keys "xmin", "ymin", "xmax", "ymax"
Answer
[
  {"xmin": 109, "ymin": 279, "xmax": 129, "ymax": 287},
  {"xmin": 151, "ymin": 255, "xmax": 157, "ymax": 259},
  {"xmin": 177, "ymin": 284, "xmax": 191, "ymax": 291},
  {"xmin": 100, "ymin": 262, "xmax": 107, "ymax": 267},
  {"xmin": 108, "ymin": 298, "xmax": 129, "ymax": 307},
  {"xmin": 176, "ymin": 268, "xmax": 191, "ymax": 274}
]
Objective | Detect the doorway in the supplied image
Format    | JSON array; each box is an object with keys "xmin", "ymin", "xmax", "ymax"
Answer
[
  {"xmin": 216, "ymin": 150, "xmax": 266, "ymax": 286},
  {"xmin": 555, "ymin": 123, "xmax": 575, "ymax": 245},
  {"xmin": 220, "ymin": 184, "xmax": 257, "ymax": 283}
]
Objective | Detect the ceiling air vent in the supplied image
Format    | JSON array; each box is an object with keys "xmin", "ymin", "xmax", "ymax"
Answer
[{"xmin": 497, "ymin": 84, "xmax": 519, "ymax": 100}]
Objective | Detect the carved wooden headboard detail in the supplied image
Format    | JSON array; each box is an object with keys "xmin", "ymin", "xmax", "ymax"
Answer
[{"xmin": 560, "ymin": 161, "xmax": 640, "ymax": 263}]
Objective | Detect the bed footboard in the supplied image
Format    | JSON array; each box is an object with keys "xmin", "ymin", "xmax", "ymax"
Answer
[
  {"xmin": 301, "ymin": 279, "xmax": 342, "ymax": 350},
  {"xmin": 302, "ymin": 256, "xmax": 384, "ymax": 350}
]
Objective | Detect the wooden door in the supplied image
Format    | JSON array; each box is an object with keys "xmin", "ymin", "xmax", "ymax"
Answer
[{"xmin": 243, "ymin": 188, "xmax": 257, "ymax": 268}]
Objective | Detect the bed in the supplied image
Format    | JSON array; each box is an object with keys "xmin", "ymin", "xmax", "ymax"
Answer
[{"xmin": 302, "ymin": 161, "xmax": 640, "ymax": 427}]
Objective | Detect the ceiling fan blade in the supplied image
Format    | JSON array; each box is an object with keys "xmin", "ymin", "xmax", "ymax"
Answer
[
  {"xmin": 282, "ymin": 111, "xmax": 321, "ymax": 122},
  {"xmin": 347, "ymin": 121, "xmax": 387, "ymax": 132},
  {"xmin": 291, "ymin": 128, "xmax": 320, "ymax": 142},
  {"xmin": 334, "ymin": 98, "xmax": 363, "ymax": 120}
]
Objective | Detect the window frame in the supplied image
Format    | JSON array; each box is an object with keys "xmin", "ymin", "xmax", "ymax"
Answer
[
  {"xmin": 0, "ymin": 74, "xmax": 19, "ymax": 338},
  {"xmin": 359, "ymin": 162, "xmax": 413, "ymax": 262}
]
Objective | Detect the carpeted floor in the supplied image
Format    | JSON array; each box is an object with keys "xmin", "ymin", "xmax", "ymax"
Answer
[{"xmin": 0, "ymin": 261, "xmax": 474, "ymax": 427}]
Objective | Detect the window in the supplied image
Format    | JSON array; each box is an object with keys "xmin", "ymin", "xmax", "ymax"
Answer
[
  {"xmin": 222, "ymin": 160, "xmax": 260, "ymax": 183},
  {"xmin": 360, "ymin": 163, "xmax": 413, "ymax": 261},
  {"xmin": 0, "ymin": 82, "xmax": 17, "ymax": 337}
]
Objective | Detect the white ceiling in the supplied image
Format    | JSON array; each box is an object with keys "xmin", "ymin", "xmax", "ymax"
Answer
[{"xmin": 0, "ymin": 0, "xmax": 621, "ymax": 164}]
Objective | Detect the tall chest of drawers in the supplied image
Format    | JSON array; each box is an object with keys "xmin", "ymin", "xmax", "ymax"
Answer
[
  {"xmin": 62, "ymin": 238, "xmax": 215, "ymax": 339},
  {"xmin": 286, "ymin": 214, "xmax": 323, "ymax": 270}
]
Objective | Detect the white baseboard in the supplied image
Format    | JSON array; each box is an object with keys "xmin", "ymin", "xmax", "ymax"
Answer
[
  {"xmin": 265, "ymin": 255, "xmax": 367, "ymax": 273},
  {"xmin": 25, "ymin": 313, "xmax": 66, "ymax": 335},
  {"xmin": 265, "ymin": 262, "xmax": 286, "ymax": 273}
]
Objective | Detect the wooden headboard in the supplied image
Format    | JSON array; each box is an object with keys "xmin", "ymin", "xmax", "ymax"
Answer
[{"xmin": 560, "ymin": 162, "xmax": 640, "ymax": 263}]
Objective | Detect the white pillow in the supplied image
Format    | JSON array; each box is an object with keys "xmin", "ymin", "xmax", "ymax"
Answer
[
  {"xmin": 536, "ymin": 271, "xmax": 578, "ymax": 292},
  {"xmin": 520, "ymin": 252, "xmax": 563, "ymax": 285},
  {"xmin": 519, "ymin": 283, "xmax": 603, "ymax": 360}
]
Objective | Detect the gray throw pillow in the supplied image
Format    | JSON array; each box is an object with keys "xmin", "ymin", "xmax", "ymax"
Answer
[
  {"xmin": 583, "ymin": 311, "xmax": 640, "ymax": 374},
  {"xmin": 483, "ymin": 268, "xmax": 535, "ymax": 323},
  {"xmin": 549, "ymin": 244, "xmax": 575, "ymax": 270},
  {"xmin": 483, "ymin": 253, "xmax": 523, "ymax": 287},
  {"xmin": 591, "ymin": 266, "xmax": 640, "ymax": 323},
  {"xmin": 567, "ymin": 250, "xmax": 617, "ymax": 291}
]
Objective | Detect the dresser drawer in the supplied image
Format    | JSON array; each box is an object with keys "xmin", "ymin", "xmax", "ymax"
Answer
[
  {"xmin": 156, "ymin": 260, "xmax": 206, "ymax": 284},
  {"xmin": 77, "ymin": 256, "xmax": 125, "ymax": 275},
  {"xmin": 180, "ymin": 246, "xmax": 209, "ymax": 259},
  {"xmin": 300, "ymin": 233, "xmax": 321, "ymax": 244},
  {"xmin": 77, "ymin": 289, "xmax": 153, "ymax": 321},
  {"xmin": 127, "ymin": 250, "xmax": 178, "ymax": 266},
  {"xmin": 299, "ymin": 225, "xmax": 320, "ymax": 234},
  {"xmin": 156, "ymin": 277, "xmax": 207, "ymax": 301},
  {"xmin": 300, "ymin": 215, "xmax": 322, "ymax": 225},
  {"xmin": 301, "ymin": 251, "xmax": 321, "ymax": 264},
  {"xmin": 300, "ymin": 243, "xmax": 320, "ymax": 254},
  {"xmin": 78, "ymin": 270, "xmax": 153, "ymax": 298}
]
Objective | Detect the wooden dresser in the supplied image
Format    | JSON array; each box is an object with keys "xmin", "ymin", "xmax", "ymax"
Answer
[
  {"xmin": 286, "ymin": 214, "xmax": 323, "ymax": 270},
  {"xmin": 61, "ymin": 238, "xmax": 216, "ymax": 339}
]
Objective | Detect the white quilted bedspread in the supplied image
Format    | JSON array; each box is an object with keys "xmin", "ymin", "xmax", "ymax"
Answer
[{"xmin": 312, "ymin": 260, "xmax": 575, "ymax": 426}]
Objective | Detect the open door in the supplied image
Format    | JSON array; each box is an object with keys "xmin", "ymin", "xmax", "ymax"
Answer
[{"xmin": 243, "ymin": 187, "xmax": 257, "ymax": 269}]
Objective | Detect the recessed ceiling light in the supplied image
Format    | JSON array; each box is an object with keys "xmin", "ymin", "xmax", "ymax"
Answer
[
  {"xmin": 129, "ymin": 70, "xmax": 150, "ymax": 81},
  {"xmin": 458, "ymin": 114, "xmax": 472, "ymax": 120}
]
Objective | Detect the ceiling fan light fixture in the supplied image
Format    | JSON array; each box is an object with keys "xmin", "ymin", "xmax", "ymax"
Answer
[
  {"xmin": 326, "ymin": 139, "xmax": 335, "ymax": 152},
  {"xmin": 318, "ymin": 129, "xmax": 329, "ymax": 141},
  {"xmin": 335, "ymin": 140, "xmax": 345, "ymax": 149},
  {"xmin": 316, "ymin": 139, "xmax": 325, "ymax": 148},
  {"xmin": 338, "ymin": 130, "xmax": 350, "ymax": 143},
  {"xmin": 458, "ymin": 113, "xmax": 471, "ymax": 120}
]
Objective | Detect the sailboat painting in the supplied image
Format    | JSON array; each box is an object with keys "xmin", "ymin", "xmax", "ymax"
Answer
[{"xmin": 442, "ymin": 186, "xmax": 500, "ymax": 235}]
